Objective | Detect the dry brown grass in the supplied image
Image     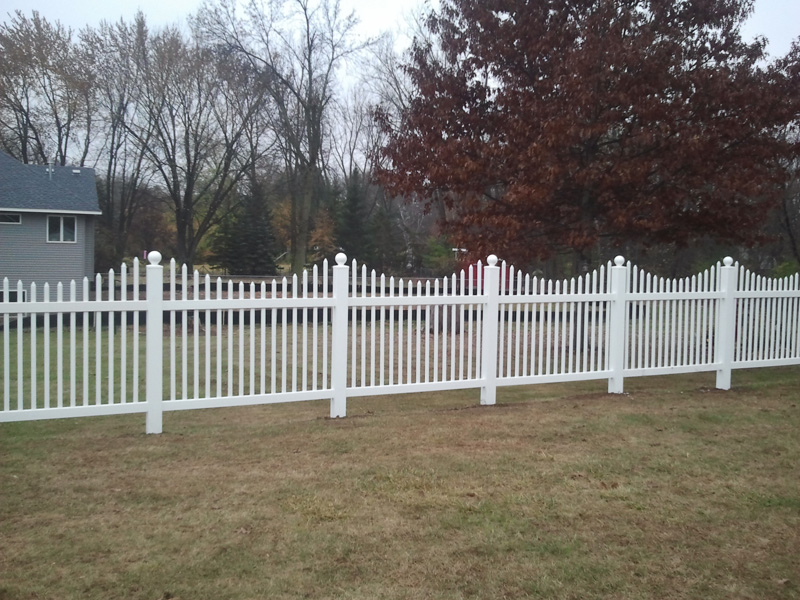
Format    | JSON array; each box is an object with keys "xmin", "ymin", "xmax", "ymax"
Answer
[{"xmin": 1, "ymin": 367, "xmax": 799, "ymax": 599}]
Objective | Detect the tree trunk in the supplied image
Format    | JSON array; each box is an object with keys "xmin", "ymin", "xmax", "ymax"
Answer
[{"xmin": 291, "ymin": 168, "xmax": 315, "ymax": 273}]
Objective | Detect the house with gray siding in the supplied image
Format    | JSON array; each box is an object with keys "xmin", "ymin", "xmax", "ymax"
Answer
[{"xmin": 0, "ymin": 151, "xmax": 101, "ymax": 301}]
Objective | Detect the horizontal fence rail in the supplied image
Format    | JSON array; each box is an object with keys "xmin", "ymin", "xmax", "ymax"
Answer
[{"xmin": 2, "ymin": 253, "xmax": 799, "ymax": 433}]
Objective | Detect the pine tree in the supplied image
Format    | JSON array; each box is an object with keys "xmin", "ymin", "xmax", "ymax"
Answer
[
  {"xmin": 369, "ymin": 206, "xmax": 404, "ymax": 273},
  {"xmin": 212, "ymin": 194, "xmax": 279, "ymax": 276},
  {"xmin": 336, "ymin": 170, "xmax": 372, "ymax": 263}
]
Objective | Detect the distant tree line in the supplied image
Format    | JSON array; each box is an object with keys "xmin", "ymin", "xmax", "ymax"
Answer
[
  {"xmin": 0, "ymin": 2, "xmax": 424, "ymax": 274},
  {"xmin": 1, "ymin": 0, "xmax": 799, "ymax": 279}
]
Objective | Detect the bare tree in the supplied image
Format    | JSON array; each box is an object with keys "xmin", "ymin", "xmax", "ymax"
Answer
[
  {"xmin": 84, "ymin": 15, "xmax": 155, "ymax": 265},
  {"xmin": 330, "ymin": 86, "xmax": 386, "ymax": 181},
  {"xmin": 362, "ymin": 34, "xmax": 415, "ymax": 140},
  {"xmin": 198, "ymin": 0, "xmax": 362, "ymax": 272},
  {"xmin": 0, "ymin": 11, "xmax": 94, "ymax": 165},
  {"xmin": 362, "ymin": 27, "xmax": 446, "ymax": 268},
  {"xmin": 126, "ymin": 25, "xmax": 271, "ymax": 267}
]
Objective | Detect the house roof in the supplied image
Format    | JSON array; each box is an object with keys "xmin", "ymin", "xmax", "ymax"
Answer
[{"xmin": 0, "ymin": 151, "xmax": 102, "ymax": 215}]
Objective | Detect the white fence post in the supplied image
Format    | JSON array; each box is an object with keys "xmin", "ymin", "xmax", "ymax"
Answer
[
  {"xmin": 608, "ymin": 256, "xmax": 628, "ymax": 394},
  {"xmin": 145, "ymin": 251, "xmax": 164, "ymax": 434},
  {"xmin": 715, "ymin": 257, "xmax": 738, "ymax": 390},
  {"xmin": 480, "ymin": 255, "xmax": 500, "ymax": 405},
  {"xmin": 330, "ymin": 253, "xmax": 349, "ymax": 418}
]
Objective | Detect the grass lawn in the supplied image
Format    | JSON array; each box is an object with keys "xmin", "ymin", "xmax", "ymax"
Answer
[{"xmin": 1, "ymin": 367, "xmax": 799, "ymax": 599}]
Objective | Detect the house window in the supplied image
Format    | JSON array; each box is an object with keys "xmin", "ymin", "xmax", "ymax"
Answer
[
  {"xmin": 47, "ymin": 215, "xmax": 76, "ymax": 243},
  {"xmin": 0, "ymin": 290, "xmax": 27, "ymax": 302},
  {"xmin": 0, "ymin": 212, "xmax": 21, "ymax": 224}
]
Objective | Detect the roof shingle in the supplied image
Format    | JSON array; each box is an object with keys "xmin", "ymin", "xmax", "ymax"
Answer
[{"xmin": 0, "ymin": 151, "xmax": 101, "ymax": 214}]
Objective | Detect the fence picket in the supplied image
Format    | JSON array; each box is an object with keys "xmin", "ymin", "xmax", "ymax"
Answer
[
  {"xmin": 228, "ymin": 279, "xmax": 235, "ymax": 397},
  {"xmin": 56, "ymin": 283, "xmax": 63, "ymax": 408},
  {"xmin": 3, "ymin": 279, "xmax": 8, "ymax": 411},
  {"xmin": 301, "ymin": 273, "xmax": 307, "ymax": 393},
  {"xmin": 389, "ymin": 277, "xmax": 396, "ymax": 386},
  {"xmin": 777, "ymin": 278, "xmax": 786, "ymax": 359},
  {"xmin": 270, "ymin": 278, "xmax": 277, "ymax": 395},
  {"xmin": 169, "ymin": 260, "xmax": 176, "ymax": 401},
  {"xmin": 312, "ymin": 266, "xmax": 318, "ymax": 392},
  {"xmin": 260, "ymin": 281, "xmax": 267, "ymax": 394},
  {"xmin": 407, "ymin": 280, "xmax": 414, "ymax": 384},
  {"xmin": 434, "ymin": 279, "xmax": 441, "ymax": 383},
  {"xmin": 84, "ymin": 277, "xmax": 91, "ymax": 405},
  {"xmin": 451, "ymin": 274, "xmax": 458, "ymax": 382},
  {"xmin": 747, "ymin": 271, "xmax": 755, "ymax": 362},
  {"xmin": 793, "ymin": 274, "xmax": 800, "ymax": 358},
  {"xmin": 392, "ymin": 279, "xmax": 404, "ymax": 385},
  {"xmin": 460, "ymin": 270, "xmax": 467, "ymax": 380},
  {"xmin": 416, "ymin": 281, "xmax": 422, "ymax": 384},
  {"xmin": 281, "ymin": 278, "xmax": 288, "ymax": 394},
  {"xmin": 291, "ymin": 275, "xmax": 298, "ymax": 394},
  {"xmin": 69, "ymin": 280, "xmax": 76, "ymax": 407},
  {"xmin": 194, "ymin": 271, "xmax": 200, "ymax": 399},
  {"xmin": 29, "ymin": 284, "xmax": 36, "ymax": 410},
  {"xmin": 378, "ymin": 274, "xmax": 385, "ymax": 387},
  {"xmin": 514, "ymin": 270, "xmax": 522, "ymax": 377},
  {"xmin": 205, "ymin": 275, "xmax": 212, "ymax": 399},
  {"xmin": 323, "ymin": 261, "xmax": 329, "ymax": 389},
  {"xmin": 250, "ymin": 281, "xmax": 256, "ymax": 396}
]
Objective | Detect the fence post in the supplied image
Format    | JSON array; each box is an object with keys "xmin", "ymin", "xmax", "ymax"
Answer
[
  {"xmin": 715, "ymin": 257, "xmax": 738, "ymax": 390},
  {"xmin": 480, "ymin": 255, "xmax": 500, "ymax": 405},
  {"xmin": 608, "ymin": 256, "xmax": 628, "ymax": 394},
  {"xmin": 330, "ymin": 253, "xmax": 349, "ymax": 418},
  {"xmin": 145, "ymin": 251, "xmax": 164, "ymax": 434}
]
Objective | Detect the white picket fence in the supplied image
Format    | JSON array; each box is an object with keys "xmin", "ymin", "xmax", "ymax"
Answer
[{"xmin": 1, "ymin": 252, "xmax": 799, "ymax": 433}]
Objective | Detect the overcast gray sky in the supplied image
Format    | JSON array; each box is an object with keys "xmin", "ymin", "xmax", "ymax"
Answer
[
  {"xmin": 3, "ymin": 0, "xmax": 798, "ymax": 57},
  {"xmin": 1, "ymin": 0, "xmax": 418, "ymax": 47}
]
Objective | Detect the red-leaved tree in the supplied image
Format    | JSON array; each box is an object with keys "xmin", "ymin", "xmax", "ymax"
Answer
[{"xmin": 379, "ymin": 0, "xmax": 800, "ymax": 266}]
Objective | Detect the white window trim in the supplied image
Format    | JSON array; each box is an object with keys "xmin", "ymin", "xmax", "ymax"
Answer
[
  {"xmin": 46, "ymin": 215, "xmax": 77, "ymax": 244},
  {"xmin": 0, "ymin": 212, "xmax": 21, "ymax": 224}
]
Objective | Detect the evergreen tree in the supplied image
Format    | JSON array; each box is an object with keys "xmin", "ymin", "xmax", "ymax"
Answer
[
  {"xmin": 369, "ymin": 206, "xmax": 404, "ymax": 273},
  {"xmin": 212, "ymin": 193, "xmax": 279, "ymax": 276},
  {"xmin": 336, "ymin": 169, "xmax": 372, "ymax": 262}
]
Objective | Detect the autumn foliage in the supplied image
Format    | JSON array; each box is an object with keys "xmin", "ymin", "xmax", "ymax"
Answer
[{"xmin": 379, "ymin": 0, "xmax": 800, "ymax": 265}]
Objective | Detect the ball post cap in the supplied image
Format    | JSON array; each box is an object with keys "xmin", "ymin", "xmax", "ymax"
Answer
[
  {"xmin": 614, "ymin": 256, "xmax": 625, "ymax": 266},
  {"xmin": 335, "ymin": 252, "xmax": 347, "ymax": 266},
  {"xmin": 487, "ymin": 255, "xmax": 498, "ymax": 267},
  {"xmin": 723, "ymin": 257, "xmax": 734, "ymax": 267},
  {"xmin": 147, "ymin": 251, "xmax": 162, "ymax": 265}
]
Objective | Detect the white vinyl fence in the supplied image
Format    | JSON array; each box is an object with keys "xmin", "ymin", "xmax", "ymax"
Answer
[{"xmin": 1, "ymin": 252, "xmax": 799, "ymax": 433}]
